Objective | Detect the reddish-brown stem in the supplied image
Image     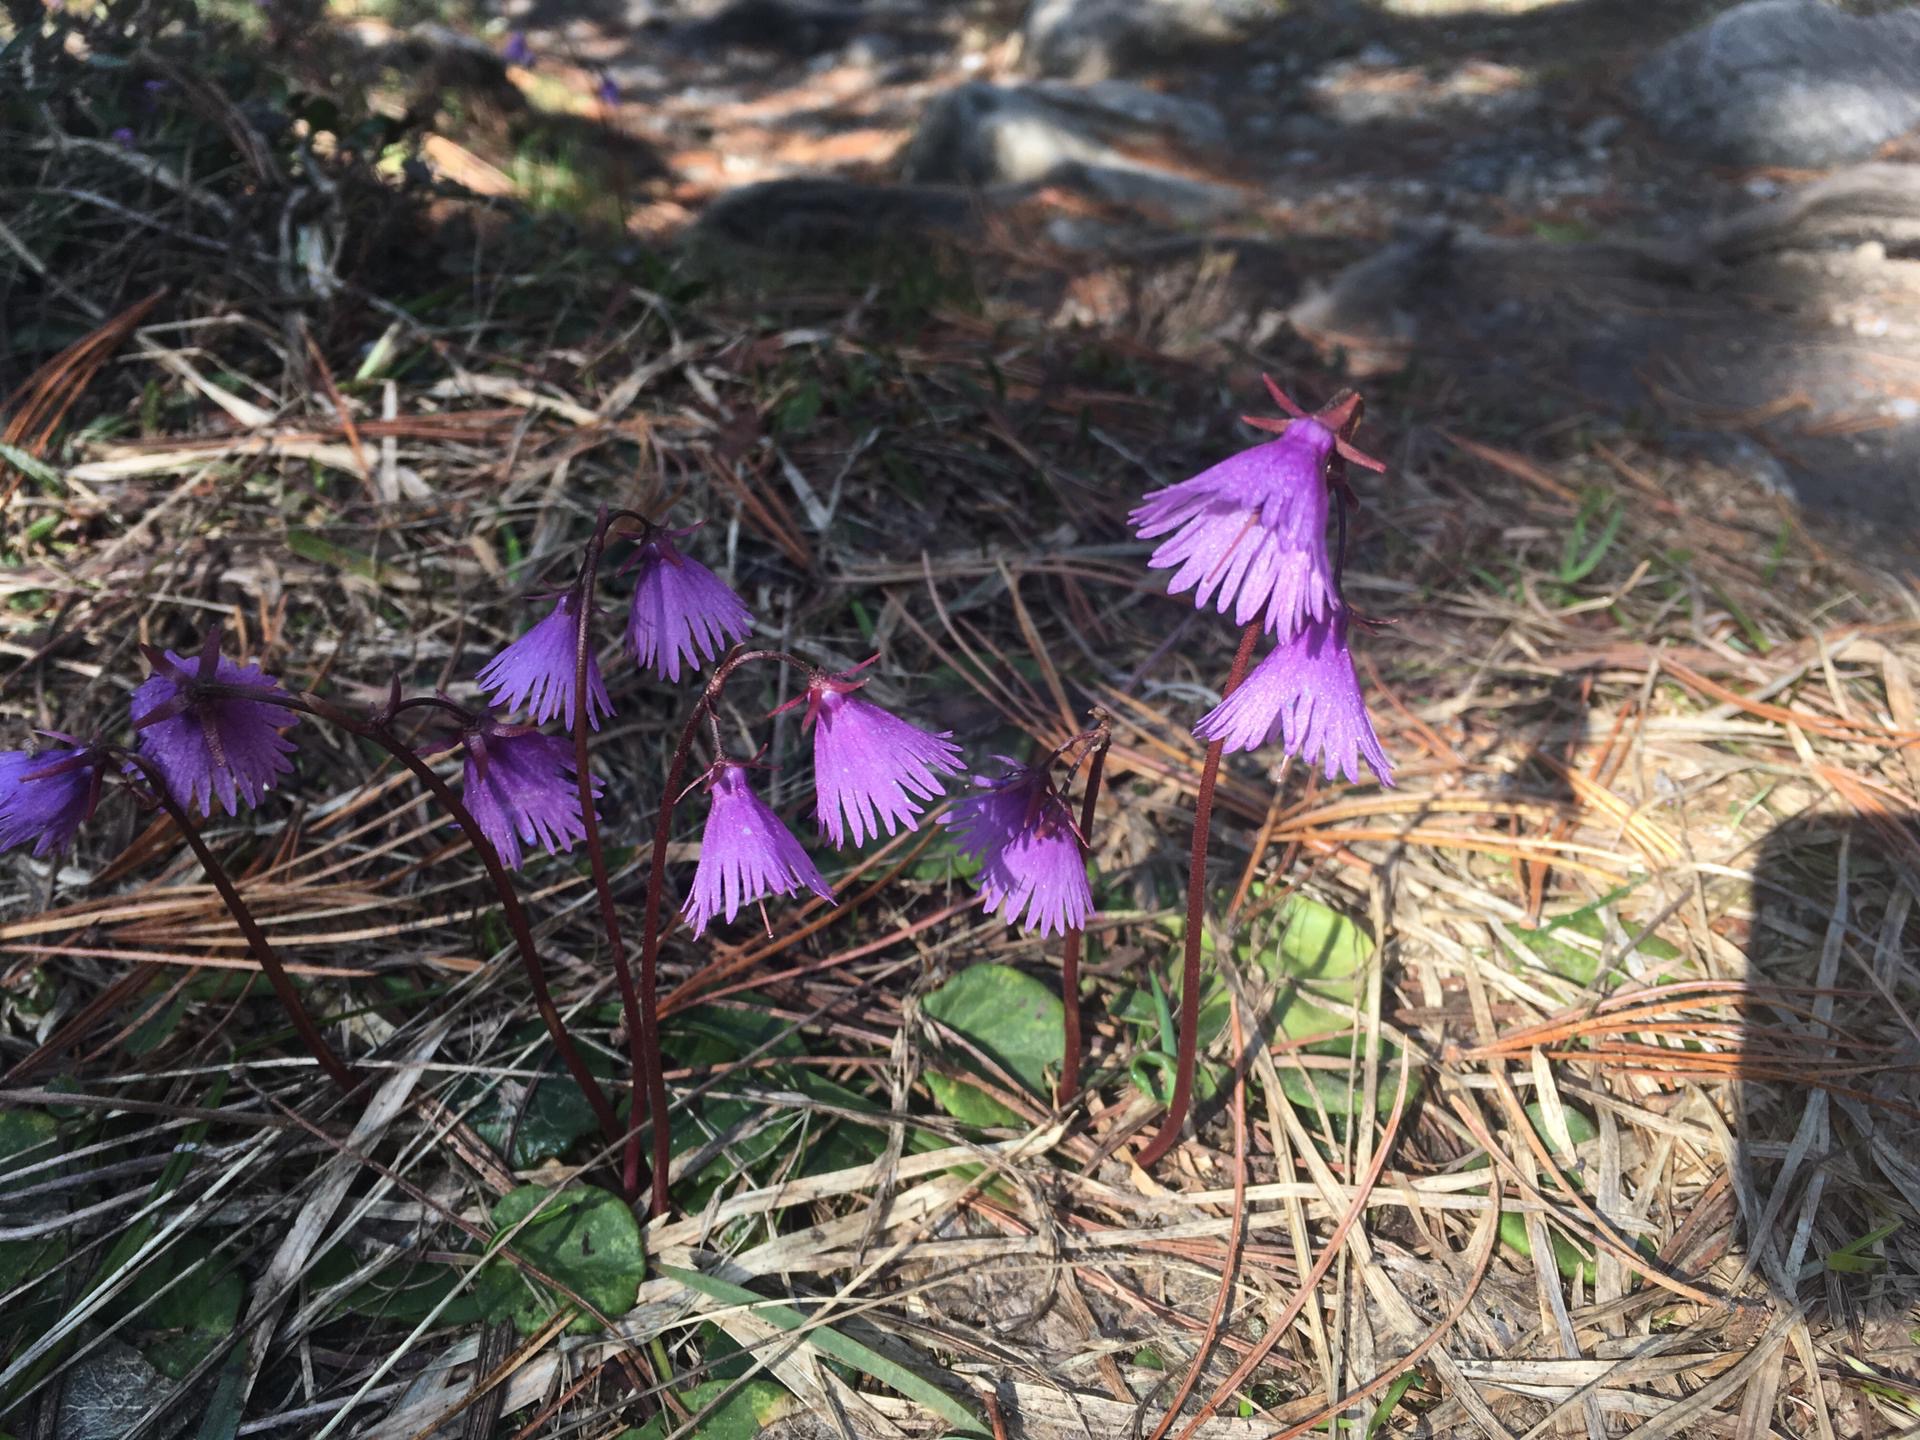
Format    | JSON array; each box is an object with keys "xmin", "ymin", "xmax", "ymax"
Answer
[
  {"xmin": 1134, "ymin": 620, "xmax": 1261, "ymax": 1170},
  {"xmin": 637, "ymin": 700, "xmax": 707, "ymax": 1217},
  {"xmin": 365, "ymin": 720, "xmax": 626, "ymax": 1155},
  {"xmin": 246, "ymin": 689, "xmax": 624, "ymax": 1156},
  {"xmin": 1056, "ymin": 732, "xmax": 1110, "ymax": 1108},
  {"xmin": 630, "ymin": 643, "xmax": 794, "ymax": 1215},
  {"xmin": 120, "ymin": 751, "xmax": 357, "ymax": 1092},
  {"xmin": 569, "ymin": 513, "xmax": 653, "ymax": 1201}
]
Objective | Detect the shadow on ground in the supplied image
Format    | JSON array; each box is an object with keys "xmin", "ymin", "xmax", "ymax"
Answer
[{"xmin": 1741, "ymin": 811, "xmax": 1920, "ymax": 1325}]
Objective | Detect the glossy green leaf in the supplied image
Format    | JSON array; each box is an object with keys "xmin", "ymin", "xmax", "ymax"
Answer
[
  {"xmin": 476, "ymin": 1185, "xmax": 647, "ymax": 1335},
  {"xmin": 618, "ymin": 1379, "xmax": 795, "ymax": 1440},
  {"xmin": 923, "ymin": 964, "xmax": 1061, "ymax": 1127},
  {"xmin": 1476, "ymin": 1102, "xmax": 1604, "ymax": 1283},
  {"xmin": 1271, "ymin": 896, "xmax": 1372, "ymax": 995},
  {"xmin": 1513, "ymin": 905, "xmax": 1679, "ymax": 986}
]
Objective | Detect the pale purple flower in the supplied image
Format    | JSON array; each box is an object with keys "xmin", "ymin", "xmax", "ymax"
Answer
[
  {"xmin": 596, "ymin": 74, "xmax": 619, "ymax": 106},
  {"xmin": 624, "ymin": 533, "xmax": 753, "ymax": 683},
  {"xmin": 683, "ymin": 762, "xmax": 834, "ymax": 937},
  {"xmin": 1130, "ymin": 417, "xmax": 1338, "ymax": 638},
  {"xmin": 476, "ymin": 594, "xmax": 613, "ymax": 731},
  {"xmin": 0, "ymin": 745, "xmax": 102, "ymax": 858},
  {"xmin": 940, "ymin": 764, "xmax": 1092, "ymax": 939},
  {"xmin": 502, "ymin": 30, "xmax": 533, "ymax": 65},
  {"xmin": 460, "ymin": 723, "xmax": 596, "ymax": 870},
  {"xmin": 111, "ymin": 127, "xmax": 137, "ymax": 149},
  {"xmin": 801, "ymin": 669, "xmax": 964, "ymax": 848},
  {"xmin": 1192, "ymin": 609, "xmax": 1392, "ymax": 786},
  {"xmin": 131, "ymin": 646, "xmax": 299, "ymax": 817}
]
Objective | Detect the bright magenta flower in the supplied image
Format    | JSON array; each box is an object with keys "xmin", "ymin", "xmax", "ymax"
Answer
[
  {"xmin": 476, "ymin": 594, "xmax": 613, "ymax": 731},
  {"xmin": 799, "ymin": 667, "xmax": 964, "ymax": 848},
  {"xmin": 1130, "ymin": 417, "xmax": 1337, "ymax": 637},
  {"xmin": 941, "ymin": 763, "xmax": 1092, "ymax": 938},
  {"xmin": 1192, "ymin": 609, "xmax": 1392, "ymax": 785},
  {"xmin": 682, "ymin": 761, "xmax": 835, "ymax": 937},
  {"xmin": 130, "ymin": 645, "xmax": 299, "ymax": 817},
  {"xmin": 625, "ymin": 533, "xmax": 753, "ymax": 682}
]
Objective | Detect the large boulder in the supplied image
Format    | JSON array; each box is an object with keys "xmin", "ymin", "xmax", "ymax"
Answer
[
  {"xmin": 1021, "ymin": 0, "xmax": 1276, "ymax": 81},
  {"xmin": 1632, "ymin": 0, "xmax": 1920, "ymax": 167}
]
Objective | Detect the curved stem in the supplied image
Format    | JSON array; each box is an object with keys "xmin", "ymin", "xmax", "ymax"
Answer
[
  {"xmin": 636, "ymin": 698, "xmax": 709, "ymax": 1217},
  {"xmin": 1135, "ymin": 620, "xmax": 1261, "ymax": 1171},
  {"xmin": 121, "ymin": 753, "xmax": 357, "ymax": 1092},
  {"xmin": 390, "ymin": 694, "xmax": 482, "ymax": 725},
  {"xmin": 368, "ymin": 721, "xmax": 626, "ymax": 1155},
  {"xmin": 258, "ymin": 688, "xmax": 625, "ymax": 1156},
  {"xmin": 1056, "ymin": 731, "xmax": 1109, "ymax": 1108},
  {"xmin": 569, "ymin": 513, "xmax": 652, "ymax": 1202}
]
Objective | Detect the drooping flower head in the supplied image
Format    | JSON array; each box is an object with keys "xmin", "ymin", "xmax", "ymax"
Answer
[
  {"xmin": 0, "ymin": 741, "xmax": 104, "ymax": 858},
  {"xmin": 624, "ymin": 529, "xmax": 754, "ymax": 683},
  {"xmin": 682, "ymin": 761, "xmax": 835, "ymax": 937},
  {"xmin": 1192, "ymin": 608, "xmax": 1393, "ymax": 786},
  {"xmin": 785, "ymin": 660, "xmax": 965, "ymax": 849},
  {"xmin": 130, "ymin": 632, "xmax": 300, "ymax": 817},
  {"xmin": 1131, "ymin": 381, "xmax": 1381, "ymax": 638},
  {"xmin": 940, "ymin": 762, "xmax": 1093, "ymax": 939},
  {"xmin": 458, "ymin": 720, "xmax": 598, "ymax": 871},
  {"xmin": 475, "ymin": 592, "xmax": 613, "ymax": 732}
]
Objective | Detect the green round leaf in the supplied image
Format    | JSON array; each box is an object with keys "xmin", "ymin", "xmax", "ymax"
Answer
[
  {"xmin": 476, "ymin": 1185, "xmax": 646, "ymax": 1335},
  {"xmin": 1270, "ymin": 897, "xmax": 1372, "ymax": 996},
  {"xmin": 923, "ymin": 964, "xmax": 1063, "ymax": 1126},
  {"xmin": 619, "ymin": 1379, "xmax": 795, "ymax": 1440},
  {"xmin": 99, "ymin": 1237, "xmax": 242, "ymax": 1381}
]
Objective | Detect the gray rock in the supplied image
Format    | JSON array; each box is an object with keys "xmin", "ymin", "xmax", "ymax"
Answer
[
  {"xmin": 1632, "ymin": 0, "xmax": 1920, "ymax": 167},
  {"xmin": 55, "ymin": 1342, "xmax": 174, "ymax": 1440},
  {"xmin": 903, "ymin": 80, "xmax": 1225, "ymax": 192},
  {"xmin": 1020, "ymin": 0, "xmax": 1277, "ymax": 80}
]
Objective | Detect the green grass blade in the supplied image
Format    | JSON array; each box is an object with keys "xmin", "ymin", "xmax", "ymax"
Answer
[{"xmin": 660, "ymin": 1265, "xmax": 985, "ymax": 1435}]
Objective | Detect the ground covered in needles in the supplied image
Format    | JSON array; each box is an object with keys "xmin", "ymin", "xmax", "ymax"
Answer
[{"xmin": 3, "ymin": 3, "xmax": 1920, "ymax": 1437}]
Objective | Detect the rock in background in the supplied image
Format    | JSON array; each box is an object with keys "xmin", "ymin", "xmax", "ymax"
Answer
[
  {"xmin": 1633, "ymin": 0, "xmax": 1920, "ymax": 166},
  {"xmin": 1019, "ymin": 0, "xmax": 1279, "ymax": 79},
  {"xmin": 903, "ymin": 79, "xmax": 1240, "ymax": 220}
]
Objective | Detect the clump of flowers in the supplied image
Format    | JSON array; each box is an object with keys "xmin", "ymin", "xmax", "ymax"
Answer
[
  {"xmin": 1129, "ymin": 378, "xmax": 1395, "ymax": 1169},
  {"xmin": 0, "ymin": 506, "xmax": 972, "ymax": 1219}
]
